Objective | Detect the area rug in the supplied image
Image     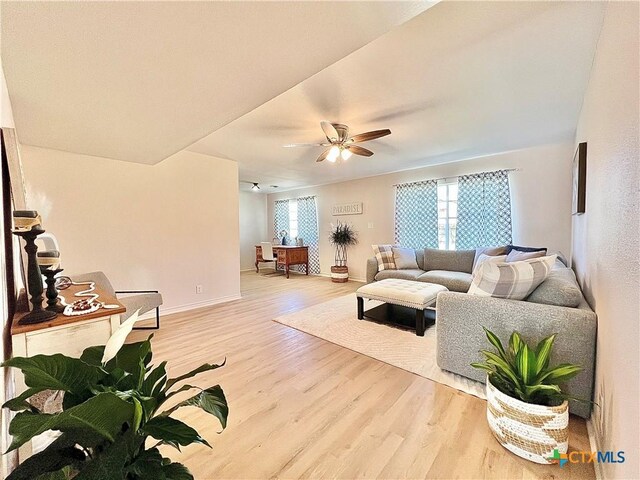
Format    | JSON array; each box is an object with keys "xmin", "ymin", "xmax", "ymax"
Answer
[{"xmin": 274, "ymin": 293, "xmax": 486, "ymax": 400}]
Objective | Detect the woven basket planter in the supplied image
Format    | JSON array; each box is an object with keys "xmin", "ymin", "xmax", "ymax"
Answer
[
  {"xmin": 486, "ymin": 375, "xmax": 568, "ymax": 464},
  {"xmin": 330, "ymin": 266, "xmax": 349, "ymax": 283}
]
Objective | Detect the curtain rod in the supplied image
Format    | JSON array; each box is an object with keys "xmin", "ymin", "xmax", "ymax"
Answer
[{"xmin": 392, "ymin": 168, "xmax": 520, "ymax": 187}]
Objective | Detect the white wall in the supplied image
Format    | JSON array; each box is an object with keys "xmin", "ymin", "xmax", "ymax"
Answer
[
  {"xmin": 239, "ymin": 191, "xmax": 267, "ymax": 271},
  {"xmin": 268, "ymin": 142, "xmax": 574, "ymax": 281},
  {"xmin": 20, "ymin": 146, "xmax": 241, "ymax": 314},
  {"xmin": 572, "ymin": 3, "xmax": 639, "ymax": 479}
]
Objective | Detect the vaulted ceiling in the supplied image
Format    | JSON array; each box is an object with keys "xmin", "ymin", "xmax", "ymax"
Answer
[
  {"xmin": 1, "ymin": 1, "xmax": 605, "ymax": 191},
  {"xmin": 1, "ymin": 1, "xmax": 434, "ymax": 164}
]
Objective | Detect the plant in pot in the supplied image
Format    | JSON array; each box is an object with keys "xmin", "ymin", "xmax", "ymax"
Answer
[
  {"xmin": 1, "ymin": 312, "xmax": 228, "ymax": 479},
  {"xmin": 471, "ymin": 328, "xmax": 583, "ymax": 465},
  {"xmin": 328, "ymin": 221, "xmax": 358, "ymax": 283}
]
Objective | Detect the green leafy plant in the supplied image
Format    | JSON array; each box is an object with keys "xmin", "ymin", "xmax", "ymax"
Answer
[
  {"xmin": 471, "ymin": 327, "xmax": 583, "ymax": 406},
  {"xmin": 2, "ymin": 313, "xmax": 228, "ymax": 480}
]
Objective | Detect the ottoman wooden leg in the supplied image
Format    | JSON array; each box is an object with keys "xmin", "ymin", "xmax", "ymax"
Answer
[
  {"xmin": 416, "ymin": 308, "xmax": 426, "ymax": 336},
  {"xmin": 357, "ymin": 296, "xmax": 364, "ymax": 319}
]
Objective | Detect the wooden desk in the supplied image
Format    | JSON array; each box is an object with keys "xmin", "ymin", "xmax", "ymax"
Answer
[
  {"xmin": 255, "ymin": 245, "xmax": 309, "ymax": 278},
  {"xmin": 11, "ymin": 285, "xmax": 125, "ymax": 460}
]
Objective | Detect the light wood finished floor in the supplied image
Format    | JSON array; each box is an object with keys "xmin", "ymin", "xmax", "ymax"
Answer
[{"xmin": 130, "ymin": 272, "xmax": 594, "ymax": 480}]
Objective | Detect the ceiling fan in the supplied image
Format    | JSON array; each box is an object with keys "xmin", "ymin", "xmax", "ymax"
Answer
[{"xmin": 284, "ymin": 121, "xmax": 391, "ymax": 163}]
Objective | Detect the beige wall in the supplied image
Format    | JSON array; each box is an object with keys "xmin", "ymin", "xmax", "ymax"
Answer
[
  {"xmin": 20, "ymin": 146, "xmax": 241, "ymax": 314},
  {"xmin": 239, "ymin": 191, "xmax": 267, "ymax": 271},
  {"xmin": 572, "ymin": 3, "xmax": 639, "ymax": 478},
  {"xmin": 268, "ymin": 142, "xmax": 574, "ymax": 281}
]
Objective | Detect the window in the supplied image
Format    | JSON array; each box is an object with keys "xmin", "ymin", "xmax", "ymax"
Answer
[
  {"xmin": 437, "ymin": 180, "xmax": 458, "ymax": 250},
  {"xmin": 288, "ymin": 201, "xmax": 298, "ymax": 239}
]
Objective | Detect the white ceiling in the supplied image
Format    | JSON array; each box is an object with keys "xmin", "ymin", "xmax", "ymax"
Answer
[
  {"xmin": 188, "ymin": 1, "xmax": 606, "ymax": 192},
  {"xmin": 0, "ymin": 1, "xmax": 433, "ymax": 164}
]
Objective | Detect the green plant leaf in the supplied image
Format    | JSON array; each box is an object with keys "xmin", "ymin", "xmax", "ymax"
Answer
[
  {"xmin": 524, "ymin": 383, "xmax": 562, "ymax": 397},
  {"xmin": 481, "ymin": 351, "xmax": 520, "ymax": 386},
  {"xmin": 508, "ymin": 332, "xmax": 523, "ymax": 358},
  {"xmin": 165, "ymin": 361, "xmax": 225, "ymax": 390},
  {"xmin": 143, "ymin": 416, "xmax": 211, "ymax": 450},
  {"xmin": 539, "ymin": 364, "xmax": 583, "ymax": 384},
  {"xmin": 7, "ymin": 392, "xmax": 135, "ymax": 452},
  {"xmin": 143, "ymin": 361, "xmax": 168, "ymax": 398},
  {"xmin": 534, "ymin": 334, "xmax": 557, "ymax": 375},
  {"xmin": 6, "ymin": 433, "xmax": 86, "ymax": 480},
  {"xmin": 79, "ymin": 346, "xmax": 105, "ymax": 366},
  {"xmin": 73, "ymin": 429, "xmax": 144, "ymax": 480},
  {"xmin": 482, "ymin": 327, "xmax": 507, "ymax": 359},
  {"xmin": 470, "ymin": 362, "xmax": 495, "ymax": 373},
  {"xmin": 125, "ymin": 447, "xmax": 166, "ymax": 479},
  {"xmin": 516, "ymin": 344, "xmax": 537, "ymax": 385},
  {"xmin": 2, "ymin": 387, "xmax": 46, "ymax": 412},
  {"xmin": 162, "ymin": 462, "xmax": 194, "ymax": 480},
  {"xmin": 2, "ymin": 355, "xmax": 104, "ymax": 395},
  {"xmin": 163, "ymin": 385, "xmax": 228, "ymax": 430},
  {"xmin": 108, "ymin": 338, "xmax": 153, "ymax": 389}
]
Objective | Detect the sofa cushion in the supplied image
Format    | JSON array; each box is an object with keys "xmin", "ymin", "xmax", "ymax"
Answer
[
  {"xmin": 418, "ymin": 270, "xmax": 472, "ymax": 293},
  {"xmin": 473, "ymin": 246, "xmax": 508, "ymax": 270},
  {"xmin": 424, "ymin": 248, "xmax": 475, "ymax": 274},
  {"xmin": 506, "ymin": 249, "xmax": 546, "ymax": 262},
  {"xmin": 473, "ymin": 253, "xmax": 507, "ymax": 273},
  {"xmin": 526, "ymin": 266, "xmax": 583, "ymax": 307},
  {"xmin": 392, "ymin": 247, "xmax": 419, "ymax": 269},
  {"xmin": 506, "ymin": 244, "xmax": 547, "ymax": 254},
  {"xmin": 375, "ymin": 269, "xmax": 424, "ymax": 282}
]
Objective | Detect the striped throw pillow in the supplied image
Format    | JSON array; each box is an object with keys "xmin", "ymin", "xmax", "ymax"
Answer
[
  {"xmin": 372, "ymin": 244, "xmax": 396, "ymax": 272},
  {"xmin": 468, "ymin": 255, "xmax": 557, "ymax": 300}
]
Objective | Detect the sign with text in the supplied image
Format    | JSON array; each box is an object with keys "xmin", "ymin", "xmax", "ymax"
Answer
[{"xmin": 332, "ymin": 202, "xmax": 363, "ymax": 216}]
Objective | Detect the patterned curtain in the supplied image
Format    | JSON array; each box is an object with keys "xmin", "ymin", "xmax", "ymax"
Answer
[
  {"xmin": 273, "ymin": 199, "xmax": 290, "ymax": 244},
  {"xmin": 295, "ymin": 196, "xmax": 320, "ymax": 274},
  {"xmin": 456, "ymin": 170, "xmax": 512, "ymax": 249},
  {"xmin": 394, "ymin": 180, "xmax": 439, "ymax": 249}
]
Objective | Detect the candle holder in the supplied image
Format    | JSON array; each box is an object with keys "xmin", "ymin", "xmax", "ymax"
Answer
[
  {"xmin": 12, "ymin": 227, "xmax": 58, "ymax": 325},
  {"xmin": 40, "ymin": 266, "xmax": 65, "ymax": 313}
]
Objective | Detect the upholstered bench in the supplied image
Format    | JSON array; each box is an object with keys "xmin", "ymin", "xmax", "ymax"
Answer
[{"xmin": 356, "ymin": 278, "xmax": 448, "ymax": 336}]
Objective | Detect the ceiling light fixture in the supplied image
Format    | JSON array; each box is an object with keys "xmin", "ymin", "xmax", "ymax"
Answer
[
  {"xmin": 327, "ymin": 145, "xmax": 340, "ymax": 162},
  {"xmin": 341, "ymin": 147, "xmax": 352, "ymax": 161},
  {"xmin": 251, "ymin": 182, "xmax": 260, "ymax": 191}
]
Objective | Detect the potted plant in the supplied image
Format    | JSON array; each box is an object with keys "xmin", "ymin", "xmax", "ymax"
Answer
[
  {"xmin": 328, "ymin": 221, "xmax": 358, "ymax": 283},
  {"xmin": 2, "ymin": 312, "xmax": 228, "ymax": 479},
  {"xmin": 471, "ymin": 328, "xmax": 583, "ymax": 464}
]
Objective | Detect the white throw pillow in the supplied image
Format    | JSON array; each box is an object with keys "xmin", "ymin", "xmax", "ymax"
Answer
[
  {"xmin": 392, "ymin": 247, "xmax": 419, "ymax": 270},
  {"xmin": 468, "ymin": 255, "xmax": 557, "ymax": 300},
  {"xmin": 473, "ymin": 253, "xmax": 507, "ymax": 273}
]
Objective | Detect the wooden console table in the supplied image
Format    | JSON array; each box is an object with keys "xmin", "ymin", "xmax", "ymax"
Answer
[
  {"xmin": 255, "ymin": 245, "xmax": 309, "ymax": 278},
  {"xmin": 11, "ymin": 284, "xmax": 126, "ymax": 460}
]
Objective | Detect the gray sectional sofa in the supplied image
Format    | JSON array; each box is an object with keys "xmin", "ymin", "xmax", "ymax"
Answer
[{"xmin": 365, "ymin": 247, "xmax": 597, "ymax": 418}]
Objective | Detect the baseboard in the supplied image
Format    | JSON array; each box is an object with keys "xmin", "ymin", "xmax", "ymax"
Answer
[
  {"xmin": 136, "ymin": 294, "xmax": 242, "ymax": 321},
  {"xmin": 586, "ymin": 417, "xmax": 603, "ymax": 480},
  {"xmin": 316, "ymin": 272, "xmax": 366, "ymax": 283}
]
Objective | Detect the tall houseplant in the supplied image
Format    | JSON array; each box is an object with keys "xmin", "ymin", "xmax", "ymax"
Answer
[
  {"xmin": 328, "ymin": 221, "xmax": 358, "ymax": 283},
  {"xmin": 471, "ymin": 328, "xmax": 583, "ymax": 464},
  {"xmin": 2, "ymin": 313, "xmax": 228, "ymax": 480}
]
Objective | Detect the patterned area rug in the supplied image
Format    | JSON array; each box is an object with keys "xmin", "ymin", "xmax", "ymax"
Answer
[{"xmin": 274, "ymin": 293, "xmax": 486, "ymax": 399}]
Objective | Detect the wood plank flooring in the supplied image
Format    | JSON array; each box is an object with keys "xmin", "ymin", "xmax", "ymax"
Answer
[{"xmin": 130, "ymin": 272, "xmax": 594, "ymax": 480}]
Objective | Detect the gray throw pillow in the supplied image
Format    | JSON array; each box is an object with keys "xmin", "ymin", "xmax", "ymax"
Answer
[
  {"xmin": 506, "ymin": 250, "xmax": 546, "ymax": 262},
  {"xmin": 473, "ymin": 246, "xmax": 508, "ymax": 270},
  {"xmin": 392, "ymin": 247, "xmax": 419, "ymax": 270}
]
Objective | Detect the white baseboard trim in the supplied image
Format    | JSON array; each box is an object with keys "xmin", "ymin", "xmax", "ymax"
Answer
[
  {"xmin": 586, "ymin": 417, "xmax": 603, "ymax": 480},
  {"xmin": 136, "ymin": 294, "xmax": 242, "ymax": 321},
  {"xmin": 316, "ymin": 272, "xmax": 366, "ymax": 283}
]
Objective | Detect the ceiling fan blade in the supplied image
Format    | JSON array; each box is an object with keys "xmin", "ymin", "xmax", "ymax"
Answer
[
  {"xmin": 321, "ymin": 121, "xmax": 339, "ymax": 142},
  {"xmin": 283, "ymin": 143, "xmax": 329, "ymax": 148},
  {"xmin": 348, "ymin": 129, "xmax": 391, "ymax": 143},
  {"xmin": 316, "ymin": 149, "xmax": 330, "ymax": 162},
  {"xmin": 348, "ymin": 145, "xmax": 374, "ymax": 157}
]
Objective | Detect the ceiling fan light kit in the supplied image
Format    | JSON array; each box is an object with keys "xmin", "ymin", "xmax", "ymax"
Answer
[
  {"xmin": 285, "ymin": 121, "xmax": 391, "ymax": 164},
  {"xmin": 251, "ymin": 182, "xmax": 260, "ymax": 191}
]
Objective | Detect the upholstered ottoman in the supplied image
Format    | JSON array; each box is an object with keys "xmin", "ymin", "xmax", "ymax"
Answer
[{"xmin": 356, "ymin": 279, "xmax": 448, "ymax": 336}]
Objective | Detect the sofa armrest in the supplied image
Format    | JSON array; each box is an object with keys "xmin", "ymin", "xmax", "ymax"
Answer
[
  {"xmin": 366, "ymin": 257, "xmax": 378, "ymax": 284},
  {"xmin": 436, "ymin": 292, "xmax": 597, "ymax": 418}
]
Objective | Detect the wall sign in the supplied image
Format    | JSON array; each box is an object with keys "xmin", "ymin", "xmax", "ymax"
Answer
[{"xmin": 332, "ymin": 202, "xmax": 363, "ymax": 216}]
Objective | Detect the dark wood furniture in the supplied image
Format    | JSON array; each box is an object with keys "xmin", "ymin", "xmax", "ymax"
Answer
[
  {"xmin": 356, "ymin": 299, "xmax": 436, "ymax": 336},
  {"xmin": 255, "ymin": 245, "xmax": 309, "ymax": 279}
]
